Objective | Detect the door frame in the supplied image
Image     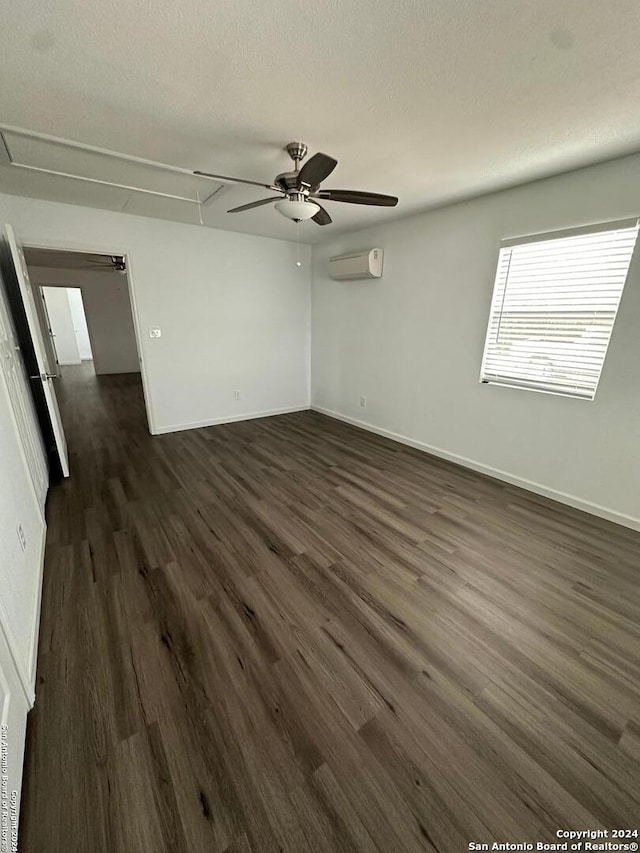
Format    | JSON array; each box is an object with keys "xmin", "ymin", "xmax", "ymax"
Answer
[{"xmin": 22, "ymin": 238, "xmax": 156, "ymax": 434}]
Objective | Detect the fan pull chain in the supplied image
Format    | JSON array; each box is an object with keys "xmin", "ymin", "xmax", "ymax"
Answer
[{"xmin": 296, "ymin": 222, "xmax": 302, "ymax": 267}]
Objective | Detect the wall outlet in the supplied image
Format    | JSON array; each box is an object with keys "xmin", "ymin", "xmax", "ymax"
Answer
[
  {"xmin": 234, "ymin": 390, "xmax": 241, "ymax": 400},
  {"xmin": 149, "ymin": 328, "xmax": 162, "ymax": 338},
  {"xmin": 17, "ymin": 523, "xmax": 26, "ymax": 551},
  {"xmin": 359, "ymin": 396, "xmax": 367, "ymax": 408}
]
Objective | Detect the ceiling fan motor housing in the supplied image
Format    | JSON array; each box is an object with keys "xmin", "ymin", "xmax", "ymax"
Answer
[
  {"xmin": 275, "ymin": 172, "xmax": 309, "ymax": 193},
  {"xmin": 285, "ymin": 142, "xmax": 308, "ymax": 165}
]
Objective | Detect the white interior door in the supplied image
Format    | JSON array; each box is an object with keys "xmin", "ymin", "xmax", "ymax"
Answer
[
  {"xmin": 0, "ymin": 282, "xmax": 48, "ymax": 507},
  {"xmin": 41, "ymin": 287, "xmax": 81, "ymax": 365},
  {"xmin": 33, "ymin": 286, "xmax": 59, "ymax": 376},
  {"xmin": 5, "ymin": 225, "xmax": 69, "ymax": 477}
]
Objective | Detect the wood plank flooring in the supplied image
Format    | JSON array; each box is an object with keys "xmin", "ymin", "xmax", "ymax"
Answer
[{"xmin": 19, "ymin": 362, "xmax": 640, "ymax": 852}]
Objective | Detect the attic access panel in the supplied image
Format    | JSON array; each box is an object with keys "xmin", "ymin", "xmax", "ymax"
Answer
[{"xmin": 0, "ymin": 128, "xmax": 225, "ymax": 205}]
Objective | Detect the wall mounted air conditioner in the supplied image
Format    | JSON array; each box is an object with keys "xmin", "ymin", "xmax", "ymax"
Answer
[{"xmin": 328, "ymin": 248, "xmax": 383, "ymax": 281}]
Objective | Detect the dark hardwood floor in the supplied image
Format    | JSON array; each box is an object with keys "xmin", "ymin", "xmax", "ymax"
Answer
[{"xmin": 19, "ymin": 362, "xmax": 640, "ymax": 852}]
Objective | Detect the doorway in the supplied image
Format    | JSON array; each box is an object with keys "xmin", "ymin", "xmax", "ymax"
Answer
[
  {"xmin": 21, "ymin": 245, "xmax": 152, "ymax": 442},
  {"xmin": 24, "ymin": 248, "xmax": 141, "ymax": 375},
  {"xmin": 40, "ymin": 286, "xmax": 93, "ymax": 369},
  {"xmin": 2, "ymin": 225, "xmax": 154, "ymax": 482}
]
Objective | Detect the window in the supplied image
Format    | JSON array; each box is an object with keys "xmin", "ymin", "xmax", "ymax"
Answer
[{"xmin": 480, "ymin": 219, "xmax": 639, "ymax": 400}]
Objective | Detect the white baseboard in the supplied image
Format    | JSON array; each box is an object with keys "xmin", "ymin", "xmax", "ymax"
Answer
[
  {"xmin": 311, "ymin": 405, "xmax": 640, "ymax": 532},
  {"xmin": 154, "ymin": 404, "xmax": 310, "ymax": 435}
]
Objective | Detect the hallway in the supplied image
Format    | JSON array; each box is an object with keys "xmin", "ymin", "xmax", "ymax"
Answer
[{"xmin": 19, "ymin": 365, "xmax": 640, "ymax": 852}]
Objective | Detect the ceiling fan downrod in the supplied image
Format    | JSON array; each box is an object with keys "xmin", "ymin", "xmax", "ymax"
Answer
[{"xmin": 285, "ymin": 142, "xmax": 308, "ymax": 173}]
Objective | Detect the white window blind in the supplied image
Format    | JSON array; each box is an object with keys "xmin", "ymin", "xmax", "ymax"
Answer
[{"xmin": 480, "ymin": 219, "xmax": 639, "ymax": 400}]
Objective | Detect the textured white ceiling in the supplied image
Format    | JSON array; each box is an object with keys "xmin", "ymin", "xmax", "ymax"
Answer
[{"xmin": 1, "ymin": 0, "xmax": 640, "ymax": 243}]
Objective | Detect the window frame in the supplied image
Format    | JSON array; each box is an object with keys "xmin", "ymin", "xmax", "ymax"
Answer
[{"xmin": 479, "ymin": 218, "xmax": 639, "ymax": 401}]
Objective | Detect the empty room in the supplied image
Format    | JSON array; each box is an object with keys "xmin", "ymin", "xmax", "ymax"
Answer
[{"xmin": 0, "ymin": 2, "xmax": 638, "ymax": 852}]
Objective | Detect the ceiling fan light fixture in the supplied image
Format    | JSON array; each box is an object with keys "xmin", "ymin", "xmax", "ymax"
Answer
[{"xmin": 275, "ymin": 199, "xmax": 320, "ymax": 221}]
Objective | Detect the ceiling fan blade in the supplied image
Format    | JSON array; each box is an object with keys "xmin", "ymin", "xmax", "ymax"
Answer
[
  {"xmin": 297, "ymin": 153, "xmax": 338, "ymax": 188},
  {"xmin": 312, "ymin": 204, "xmax": 332, "ymax": 226},
  {"xmin": 194, "ymin": 170, "xmax": 276, "ymax": 190},
  {"xmin": 227, "ymin": 196, "xmax": 282, "ymax": 213},
  {"xmin": 316, "ymin": 189, "xmax": 398, "ymax": 207}
]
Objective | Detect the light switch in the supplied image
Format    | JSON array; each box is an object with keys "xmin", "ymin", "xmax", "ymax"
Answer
[{"xmin": 149, "ymin": 328, "xmax": 162, "ymax": 338}]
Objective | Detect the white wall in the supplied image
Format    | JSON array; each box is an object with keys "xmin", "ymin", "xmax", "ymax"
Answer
[
  {"xmin": 0, "ymin": 192, "xmax": 311, "ymax": 433},
  {"xmin": 42, "ymin": 287, "xmax": 81, "ymax": 365},
  {"xmin": 312, "ymin": 153, "xmax": 640, "ymax": 529},
  {"xmin": 82, "ymin": 274, "xmax": 138, "ymax": 374},
  {"xmin": 66, "ymin": 288, "xmax": 92, "ymax": 360},
  {"xmin": 33, "ymin": 270, "xmax": 139, "ymax": 375}
]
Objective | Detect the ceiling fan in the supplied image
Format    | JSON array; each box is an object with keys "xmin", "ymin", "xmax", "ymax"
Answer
[
  {"xmin": 194, "ymin": 142, "xmax": 398, "ymax": 226},
  {"xmin": 76, "ymin": 255, "xmax": 127, "ymax": 274}
]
